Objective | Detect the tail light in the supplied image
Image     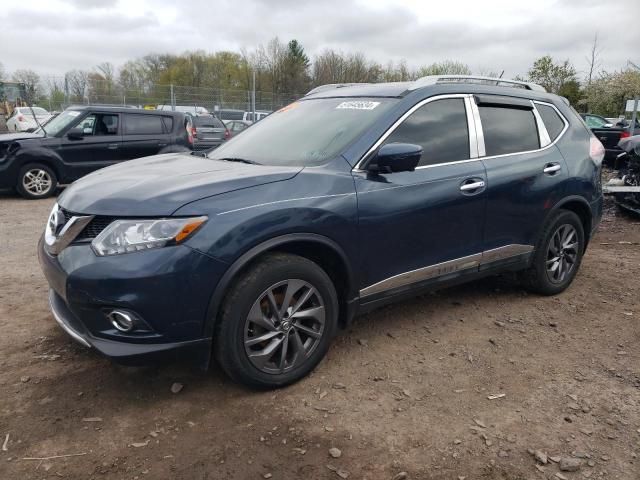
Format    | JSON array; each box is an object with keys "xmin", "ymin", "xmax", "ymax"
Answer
[
  {"xmin": 224, "ymin": 129, "xmax": 230, "ymax": 140},
  {"xmin": 620, "ymin": 130, "xmax": 630, "ymax": 139},
  {"xmin": 190, "ymin": 127, "xmax": 197, "ymax": 138},
  {"xmin": 17, "ymin": 115, "xmax": 25, "ymax": 122},
  {"xmin": 589, "ymin": 135, "xmax": 605, "ymax": 167}
]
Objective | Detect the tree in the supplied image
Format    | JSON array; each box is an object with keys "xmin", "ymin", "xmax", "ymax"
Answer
[
  {"xmin": 0, "ymin": 62, "xmax": 5, "ymax": 81},
  {"xmin": 12, "ymin": 69, "xmax": 41, "ymax": 102},
  {"xmin": 527, "ymin": 56, "xmax": 578, "ymax": 94},
  {"xmin": 65, "ymin": 70, "xmax": 89, "ymax": 102},
  {"xmin": 583, "ymin": 69, "xmax": 640, "ymax": 116},
  {"xmin": 585, "ymin": 33, "xmax": 601, "ymax": 86},
  {"xmin": 282, "ymin": 40, "xmax": 311, "ymax": 94},
  {"xmin": 416, "ymin": 60, "xmax": 471, "ymax": 77}
]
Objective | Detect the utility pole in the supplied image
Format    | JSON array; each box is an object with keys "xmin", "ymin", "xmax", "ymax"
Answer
[
  {"xmin": 631, "ymin": 97, "xmax": 639, "ymax": 137},
  {"xmin": 251, "ymin": 71, "xmax": 256, "ymax": 122}
]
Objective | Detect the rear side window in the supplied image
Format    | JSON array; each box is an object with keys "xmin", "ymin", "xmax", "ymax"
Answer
[
  {"xmin": 479, "ymin": 106, "xmax": 539, "ymax": 156},
  {"xmin": 194, "ymin": 116, "xmax": 224, "ymax": 128},
  {"xmin": 383, "ymin": 98, "xmax": 470, "ymax": 167},
  {"xmin": 536, "ymin": 103, "xmax": 565, "ymax": 141},
  {"xmin": 161, "ymin": 116, "xmax": 173, "ymax": 132},
  {"xmin": 124, "ymin": 114, "xmax": 164, "ymax": 135}
]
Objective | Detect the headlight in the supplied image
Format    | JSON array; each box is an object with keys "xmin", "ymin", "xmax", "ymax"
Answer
[{"xmin": 91, "ymin": 216, "xmax": 207, "ymax": 256}]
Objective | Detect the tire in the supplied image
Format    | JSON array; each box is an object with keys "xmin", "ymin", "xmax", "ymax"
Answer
[
  {"xmin": 520, "ymin": 209, "xmax": 585, "ymax": 295},
  {"xmin": 16, "ymin": 163, "xmax": 58, "ymax": 199},
  {"xmin": 214, "ymin": 252, "xmax": 339, "ymax": 389}
]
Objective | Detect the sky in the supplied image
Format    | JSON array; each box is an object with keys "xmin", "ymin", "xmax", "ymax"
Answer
[{"xmin": 1, "ymin": 0, "xmax": 639, "ymax": 80}]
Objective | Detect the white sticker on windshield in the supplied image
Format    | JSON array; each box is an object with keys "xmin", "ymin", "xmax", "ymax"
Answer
[
  {"xmin": 67, "ymin": 111, "xmax": 81, "ymax": 117},
  {"xmin": 336, "ymin": 101, "xmax": 380, "ymax": 110}
]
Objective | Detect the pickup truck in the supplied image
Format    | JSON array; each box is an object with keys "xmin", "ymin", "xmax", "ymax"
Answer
[{"xmin": 580, "ymin": 113, "xmax": 633, "ymax": 164}]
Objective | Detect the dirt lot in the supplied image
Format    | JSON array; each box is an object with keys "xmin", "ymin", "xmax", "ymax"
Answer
[{"xmin": 0, "ymin": 189, "xmax": 639, "ymax": 480}]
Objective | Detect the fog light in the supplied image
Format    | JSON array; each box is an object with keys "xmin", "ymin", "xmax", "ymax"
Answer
[{"xmin": 108, "ymin": 310, "xmax": 135, "ymax": 332}]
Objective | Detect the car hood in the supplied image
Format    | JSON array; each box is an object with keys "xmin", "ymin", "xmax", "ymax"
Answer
[
  {"xmin": 58, "ymin": 153, "xmax": 302, "ymax": 216},
  {"xmin": 0, "ymin": 132, "xmax": 44, "ymax": 142}
]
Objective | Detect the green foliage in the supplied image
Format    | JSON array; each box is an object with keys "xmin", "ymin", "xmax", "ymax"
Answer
[
  {"xmin": 582, "ymin": 69, "xmax": 640, "ymax": 116},
  {"xmin": 416, "ymin": 60, "xmax": 472, "ymax": 77},
  {"xmin": 527, "ymin": 55, "xmax": 577, "ymax": 94}
]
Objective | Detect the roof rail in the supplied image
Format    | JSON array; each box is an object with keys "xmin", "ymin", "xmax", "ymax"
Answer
[
  {"xmin": 409, "ymin": 75, "xmax": 546, "ymax": 93},
  {"xmin": 305, "ymin": 83, "xmax": 370, "ymax": 96}
]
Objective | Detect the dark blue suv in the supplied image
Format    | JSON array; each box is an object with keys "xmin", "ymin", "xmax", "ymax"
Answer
[{"xmin": 38, "ymin": 76, "xmax": 604, "ymax": 388}]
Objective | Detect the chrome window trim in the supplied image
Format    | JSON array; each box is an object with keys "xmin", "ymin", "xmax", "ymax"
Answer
[
  {"xmin": 473, "ymin": 99, "xmax": 570, "ymax": 162},
  {"xmin": 353, "ymin": 94, "xmax": 474, "ymax": 172},
  {"xmin": 464, "ymin": 96, "xmax": 480, "ymax": 158},
  {"xmin": 359, "ymin": 244, "xmax": 534, "ymax": 298},
  {"xmin": 469, "ymin": 97, "xmax": 486, "ymax": 157},
  {"xmin": 531, "ymin": 100, "xmax": 551, "ymax": 147}
]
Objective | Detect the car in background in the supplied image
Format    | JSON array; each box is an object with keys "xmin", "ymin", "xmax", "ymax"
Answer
[
  {"xmin": 223, "ymin": 119, "xmax": 251, "ymax": 137},
  {"xmin": 6, "ymin": 107, "xmax": 52, "ymax": 132},
  {"xmin": 156, "ymin": 105, "xmax": 210, "ymax": 117},
  {"xmin": 188, "ymin": 115, "xmax": 229, "ymax": 151},
  {"xmin": 0, "ymin": 105, "xmax": 190, "ymax": 199},
  {"xmin": 580, "ymin": 113, "xmax": 631, "ymax": 164},
  {"xmin": 218, "ymin": 108, "xmax": 271, "ymax": 123}
]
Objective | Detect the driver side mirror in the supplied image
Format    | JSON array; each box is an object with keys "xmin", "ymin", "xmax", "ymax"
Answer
[
  {"xmin": 367, "ymin": 143, "xmax": 423, "ymax": 174},
  {"xmin": 67, "ymin": 128, "xmax": 84, "ymax": 140}
]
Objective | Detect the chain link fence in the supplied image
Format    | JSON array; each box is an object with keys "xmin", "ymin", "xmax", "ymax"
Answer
[{"xmin": 38, "ymin": 77, "xmax": 303, "ymax": 118}]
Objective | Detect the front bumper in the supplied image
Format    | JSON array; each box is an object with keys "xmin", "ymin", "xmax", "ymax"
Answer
[{"xmin": 38, "ymin": 236, "xmax": 228, "ymax": 366}]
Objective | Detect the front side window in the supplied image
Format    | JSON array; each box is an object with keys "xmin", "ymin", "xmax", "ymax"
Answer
[
  {"xmin": 479, "ymin": 106, "xmax": 539, "ymax": 156},
  {"xmin": 124, "ymin": 114, "xmax": 164, "ymax": 135},
  {"xmin": 383, "ymin": 98, "xmax": 470, "ymax": 167},
  {"xmin": 75, "ymin": 114, "xmax": 118, "ymax": 136}
]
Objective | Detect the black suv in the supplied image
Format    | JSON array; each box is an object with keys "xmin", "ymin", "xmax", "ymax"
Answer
[{"xmin": 0, "ymin": 106, "xmax": 191, "ymax": 199}]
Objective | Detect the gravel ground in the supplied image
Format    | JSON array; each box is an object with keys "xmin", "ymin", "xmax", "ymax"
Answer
[{"xmin": 0, "ymin": 187, "xmax": 639, "ymax": 480}]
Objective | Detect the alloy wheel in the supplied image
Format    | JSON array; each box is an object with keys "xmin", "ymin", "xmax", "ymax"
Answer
[
  {"xmin": 22, "ymin": 169, "xmax": 52, "ymax": 196},
  {"xmin": 546, "ymin": 224, "xmax": 579, "ymax": 284},
  {"xmin": 244, "ymin": 279, "xmax": 326, "ymax": 374}
]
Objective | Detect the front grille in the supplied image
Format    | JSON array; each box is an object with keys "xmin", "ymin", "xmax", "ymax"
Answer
[{"xmin": 60, "ymin": 208, "xmax": 114, "ymax": 240}]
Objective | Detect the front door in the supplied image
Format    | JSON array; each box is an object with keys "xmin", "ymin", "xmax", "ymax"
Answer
[
  {"xmin": 355, "ymin": 96, "xmax": 487, "ymax": 300},
  {"xmin": 57, "ymin": 112, "xmax": 123, "ymax": 180}
]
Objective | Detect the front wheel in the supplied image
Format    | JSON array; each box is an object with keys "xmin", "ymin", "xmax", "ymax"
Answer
[
  {"xmin": 16, "ymin": 163, "xmax": 58, "ymax": 199},
  {"xmin": 214, "ymin": 253, "xmax": 338, "ymax": 389},
  {"xmin": 520, "ymin": 209, "xmax": 585, "ymax": 295}
]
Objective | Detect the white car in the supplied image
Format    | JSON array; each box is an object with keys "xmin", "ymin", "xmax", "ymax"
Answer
[{"xmin": 6, "ymin": 107, "xmax": 52, "ymax": 132}]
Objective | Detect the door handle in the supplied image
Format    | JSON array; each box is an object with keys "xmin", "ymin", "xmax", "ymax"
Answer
[
  {"xmin": 543, "ymin": 163, "xmax": 561, "ymax": 174},
  {"xmin": 107, "ymin": 144, "xmax": 119, "ymax": 150},
  {"xmin": 460, "ymin": 180, "xmax": 485, "ymax": 191},
  {"xmin": 158, "ymin": 143, "xmax": 168, "ymax": 147}
]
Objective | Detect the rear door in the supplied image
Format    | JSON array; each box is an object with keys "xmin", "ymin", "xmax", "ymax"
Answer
[
  {"xmin": 56, "ymin": 111, "xmax": 123, "ymax": 180},
  {"xmin": 120, "ymin": 113, "xmax": 172, "ymax": 160},
  {"xmin": 477, "ymin": 96, "xmax": 569, "ymax": 268}
]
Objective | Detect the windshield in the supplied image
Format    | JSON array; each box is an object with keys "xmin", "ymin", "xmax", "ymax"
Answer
[
  {"xmin": 35, "ymin": 110, "xmax": 82, "ymax": 136},
  {"xmin": 208, "ymin": 97, "xmax": 397, "ymax": 166}
]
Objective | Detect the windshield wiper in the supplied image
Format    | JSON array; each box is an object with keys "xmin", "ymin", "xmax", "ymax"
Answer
[{"xmin": 219, "ymin": 157, "xmax": 261, "ymax": 165}]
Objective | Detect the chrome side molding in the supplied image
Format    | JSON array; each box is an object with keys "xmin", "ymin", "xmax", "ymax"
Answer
[{"xmin": 360, "ymin": 244, "xmax": 534, "ymax": 298}]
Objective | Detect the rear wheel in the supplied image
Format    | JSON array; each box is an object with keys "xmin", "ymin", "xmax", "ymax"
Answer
[
  {"xmin": 520, "ymin": 209, "xmax": 585, "ymax": 295},
  {"xmin": 16, "ymin": 163, "xmax": 57, "ymax": 199},
  {"xmin": 214, "ymin": 253, "xmax": 338, "ymax": 389}
]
